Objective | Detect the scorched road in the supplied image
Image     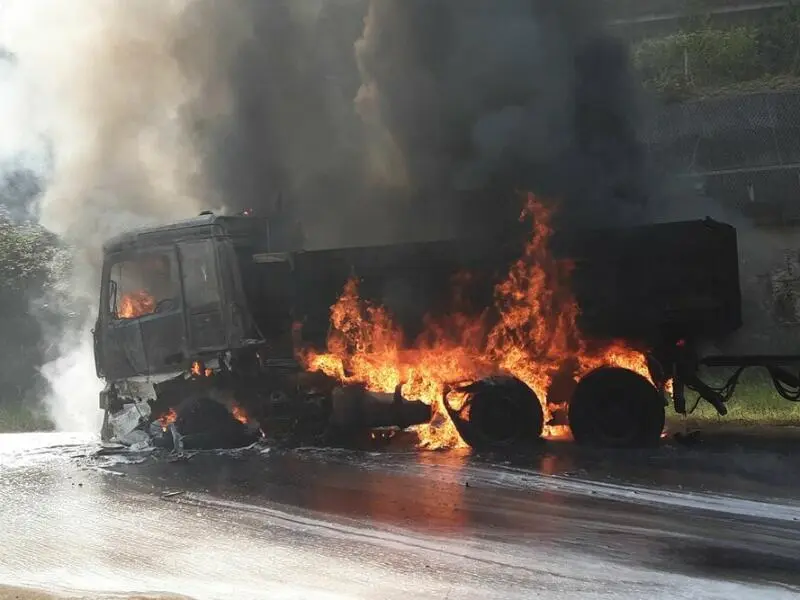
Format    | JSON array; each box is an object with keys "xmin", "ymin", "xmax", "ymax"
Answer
[{"xmin": 1, "ymin": 430, "xmax": 800, "ymax": 599}]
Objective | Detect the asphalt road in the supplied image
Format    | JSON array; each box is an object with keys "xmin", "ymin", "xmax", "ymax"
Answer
[{"xmin": 1, "ymin": 430, "xmax": 800, "ymax": 599}]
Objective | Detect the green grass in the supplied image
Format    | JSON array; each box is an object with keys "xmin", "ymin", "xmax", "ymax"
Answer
[
  {"xmin": 678, "ymin": 73, "xmax": 800, "ymax": 101},
  {"xmin": 631, "ymin": 7, "xmax": 800, "ymax": 102},
  {"xmin": 0, "ymin": 404, "xmax": 54, "ymax": 433},
  {"xmin": 667, "ymin": 370, "xmax": 800, "ymax": 427}
]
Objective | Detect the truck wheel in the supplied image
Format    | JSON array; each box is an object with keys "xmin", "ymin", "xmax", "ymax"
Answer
[
  {"xmin": 446, "ymin": 376, "xmax": 544, "ymax": 450},
  {"xmin": 568, "ymin": 367, "xmax": 664, "ymax": 448},
  {"xmin": 174, "ymin": 396, "xmax": 259, "ymax": 450}
]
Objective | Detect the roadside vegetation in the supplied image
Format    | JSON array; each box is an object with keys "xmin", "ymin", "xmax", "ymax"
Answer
[
  {"xmin": 632, "ymin": 5, "xmax": 800, "ymax": 426},
  {"xmin": 632, "ymin": 4, "xmax": 800, "ymax": 101},
  {"xmin": 667, "ymin": 370, "xmax": 800, "ymax": 427},
  {"xmin": 0, "ymin": 208, "xmax": 67, "ymax": 433}
]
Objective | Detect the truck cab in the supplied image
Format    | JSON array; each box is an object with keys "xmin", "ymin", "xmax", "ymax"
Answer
[
  {"xmin": 94, "ymin": 211, "xmax": 435, "ymax": 448},
  {"xmin": 94, "ymin": 212, "xmax": 298, "ymax": 384}
]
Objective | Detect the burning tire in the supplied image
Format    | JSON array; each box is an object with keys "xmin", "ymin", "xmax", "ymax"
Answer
[
  {"xmin": 445, "ymin": 376, "xmax": 544, "ymax": 450},
  {"xmin": 166, "ymin": 396, "xmax": 260, "ymax": 450},
  {"xmin": 568, "ymin": 367, "xmax": 665, "ymax": 448}
]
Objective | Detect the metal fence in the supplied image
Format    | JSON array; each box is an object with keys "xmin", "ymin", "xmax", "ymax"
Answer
[
  {"xmin": 606, "ymin": 0, "xmax": 790, "ymax": 38},
  {"xmin": 643, "ymin": 90, "xmax": 800, "ymax": 224}
]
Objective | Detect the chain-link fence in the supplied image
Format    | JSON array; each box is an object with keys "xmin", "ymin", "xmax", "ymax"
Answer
[
  {"xmin": 642, "ymin": 90, "xmax": 800, "ymax": 334},
  {"xmin": 605, "ymin": 0, "xmax": 785, "ymax": 20},
  {"xmin": 644, "ymin": 90, "xmax": 800, "ymax": 224}
]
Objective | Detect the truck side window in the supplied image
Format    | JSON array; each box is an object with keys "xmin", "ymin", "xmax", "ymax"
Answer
[
  {"xmin": 109, "ymin": 253, "xmax": 177, "ymax": 320},
  {"xmin": 179, "ymin": 240, "xmax": 220, "ymax": 310}
]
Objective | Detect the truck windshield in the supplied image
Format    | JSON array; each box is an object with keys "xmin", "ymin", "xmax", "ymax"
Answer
[{"xmin": 108, "ymin": 252, "xmax": 178, "ymax": 320}]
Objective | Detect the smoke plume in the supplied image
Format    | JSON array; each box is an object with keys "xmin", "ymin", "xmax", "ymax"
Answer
[
  {"xmin": 0, "ymin": 0, "xmax": 646, "ymax": 431},
  {"xmin": 354, "ymin": 0, "xmax": 648, "ymax": 234},
  {"xmin": 0, "ymin": 0, "xmax": 210, "ymax": 430},
  {"xmin": 0, "ymin": 0, "xmax": 371, "ymax": 430}
]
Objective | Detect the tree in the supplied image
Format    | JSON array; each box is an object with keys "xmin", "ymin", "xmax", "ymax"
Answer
[{"xmin": 0, "ymin": 207, "xmax": 68, "ymax": 424}]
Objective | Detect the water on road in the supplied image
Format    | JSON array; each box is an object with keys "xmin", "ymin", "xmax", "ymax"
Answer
[{"xmin": 1, "ymin": 431, "xmax": 799, "ymax": 599}]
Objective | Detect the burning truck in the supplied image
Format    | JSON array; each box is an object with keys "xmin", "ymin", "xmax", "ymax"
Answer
[{"xmin": 93, "ymin": 196, "xmax": 800, "ymax": 452}]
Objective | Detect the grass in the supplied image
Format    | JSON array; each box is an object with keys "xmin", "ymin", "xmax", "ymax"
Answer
[
  {"xmin": 666, "ymin": 369, "xmax": 800, "ymax": 427},
  {"xmin": 0, "ymin": 403, "xmax": 54, "ymax": 433},
  {"xmin": 678, "ymin": 73, "xmax": 800, "ymax": 100}
]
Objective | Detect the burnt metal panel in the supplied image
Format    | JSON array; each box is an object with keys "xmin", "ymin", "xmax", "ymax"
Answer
[
  {"xmin": 290, "ymin": 219, "xmax": 742, "ymax": 348},
  {"xmin": 103, "ymin": 215, "xmax": 270, "ymax": 256},
  {"xmin": 179, "ymin": 239, "xmax": 228, "ymax": 355},
  {"xmin": 555, "ymin": 219, "xmax": 742, "ymax": 344},
  {"xmin": 139, "ymin": 313, "xmax": 187, "ymax": 371},
  {"xmin": 290, "ymin": 238, "xmax": 519, "ymax": 346},
  {"xmin": 188, "ymin": 311, "xmax": 226, "ymax": 351},
  {"xmin": 102, "ymin": 320, "xmax": 148, "ymax": 379},
  {"xmin": 101, "ymin": 312, "xmax": 187, "ymax": 379}
]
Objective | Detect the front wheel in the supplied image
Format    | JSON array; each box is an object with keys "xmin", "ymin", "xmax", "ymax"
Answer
[{"xmin": 568, "ymin": 367, "xmax": 665, "ymax": 448}]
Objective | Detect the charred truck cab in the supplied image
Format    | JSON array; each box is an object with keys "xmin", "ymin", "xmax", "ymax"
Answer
[{"xmin": 95, "ymin": 213, "xmax": 431, "ymax": 450}]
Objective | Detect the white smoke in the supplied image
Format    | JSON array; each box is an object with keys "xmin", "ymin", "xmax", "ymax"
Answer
[
  {"xmin": 0, "ymin": 0, "xmax": 222, "ymax": 431},
  {"xmin": 0, "ymin": 0, "xmax": 371, "ymax": 432},
  {"xmin": 0, "ymin": 53, "xmax": 48, "ymax": 176}
]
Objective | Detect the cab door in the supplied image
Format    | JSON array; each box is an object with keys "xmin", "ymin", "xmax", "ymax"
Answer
[
  {"xmin": 100, "ymin": 248, "xmax": 187, "ymax": 379},
  {"xmin": 179, "ymin": 239, "xmax": 227, "ymax": 355}
]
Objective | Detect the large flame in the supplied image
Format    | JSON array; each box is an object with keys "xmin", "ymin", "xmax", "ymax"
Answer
[
  {"xmin": 118, "ymin": 290, "xmax": 156, "ymax": 319},
  {"xmin": 305, "ymin": 195, "xmax": 651, "ymax": 449}
]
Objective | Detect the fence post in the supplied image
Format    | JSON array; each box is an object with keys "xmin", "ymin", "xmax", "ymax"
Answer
[{"xmin": 684, "ymin": 46, "xmax": 690, "ymax": 83}]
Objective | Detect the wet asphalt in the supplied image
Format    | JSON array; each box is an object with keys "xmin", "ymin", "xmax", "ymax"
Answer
[{"xmin": 1, "ymin": 429, "xmax": 800, "ymax": 599}]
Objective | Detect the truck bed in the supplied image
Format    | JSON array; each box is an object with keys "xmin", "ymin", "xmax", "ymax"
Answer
[
  {"xmin": 289, "ymin": 219, "xmax": 742, "ymax": 348},
  {"xmin": 560, "ymin": 218, "xmax": 742, "ymax": 345}
]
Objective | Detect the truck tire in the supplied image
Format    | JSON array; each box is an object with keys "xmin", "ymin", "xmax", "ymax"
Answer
[
  {"xmin": 173, "ymin": 396, "xmax": 259, "ymax": 450},
  {"xmin": 568, "ymin": 367, "xmax": 664, "ymax": 448},
  {"xmin": 447, "ymin": 376, "xmax": 544, "ymax": 450}
]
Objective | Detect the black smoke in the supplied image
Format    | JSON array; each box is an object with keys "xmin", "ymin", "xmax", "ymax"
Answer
[
  {"xmin": 174, "ymin": 0, "xmax": 376, "ymax": 247},
  {"xmin": 354, "ymin": 0, "xmax": 648, "ymax": 235},
  {"xmin": 173, "ymin": 0, "xmax": 646, "ymax": 246}
]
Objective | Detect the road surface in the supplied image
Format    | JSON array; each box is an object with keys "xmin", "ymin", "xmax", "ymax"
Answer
[{"xmin": 1, "ymin": 430, "xmax": 799, "ymax": 599}]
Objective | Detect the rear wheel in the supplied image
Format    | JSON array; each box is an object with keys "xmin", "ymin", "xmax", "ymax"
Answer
[
  {"xmin": 568, "ymin": 367, "xmax": 665, "ymax": 448},
  {"xmin": 446, "ymin": 376, "xmax": 544, "ymax": 450}
]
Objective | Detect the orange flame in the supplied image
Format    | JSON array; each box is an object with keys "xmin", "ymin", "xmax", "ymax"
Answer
[
  {"xmin": 158, "ymin": 408, "xmax": 177, "ymax": 432},
  {"xmin": 231, "ymin": 404, "xmax": 248, "ymax": 424},
  {"xmin": 305, "ymin": 195, "xmax": 652, "ymax": 449},
  {"xmin": 190, "ymin": 361, "xmax": 214, "ymax": 378},
  {"xmin": 118, "ymin": 290, "xmax": 155, "ymax": 319}
]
